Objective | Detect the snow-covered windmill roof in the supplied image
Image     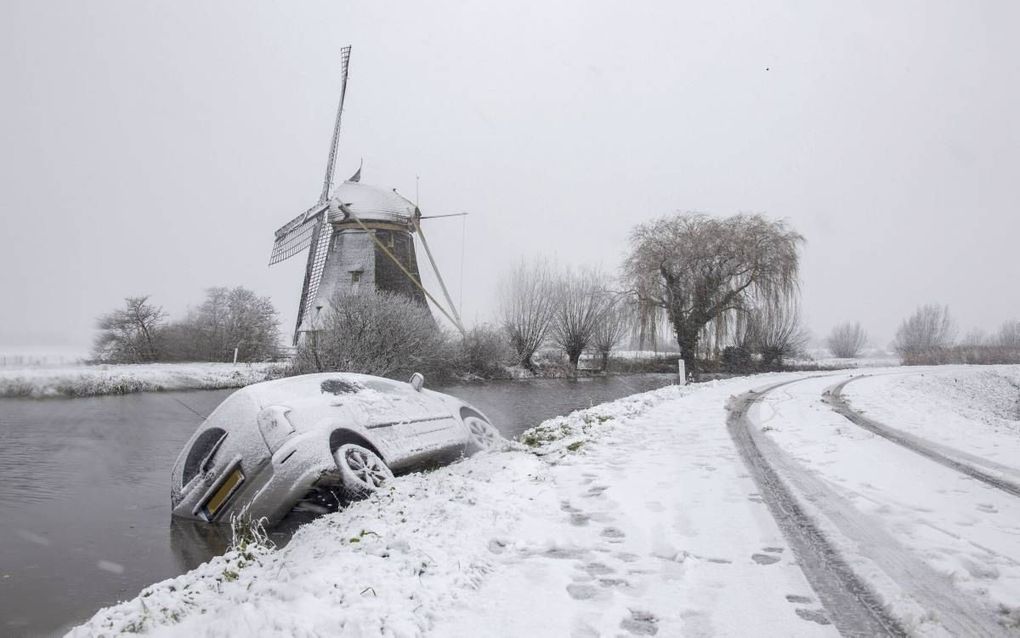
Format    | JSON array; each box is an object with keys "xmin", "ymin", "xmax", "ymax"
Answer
[{"xmin": 328, "ymin": 181, "xmax": 416, "ymax": 225}]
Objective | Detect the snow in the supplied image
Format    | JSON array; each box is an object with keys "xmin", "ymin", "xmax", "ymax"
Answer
[
  {"xmin": 842, "ymin": 365, "xmax": 1020, "ymax": 473},
  {"xmin": 70, "ymin": 374, "xmax": 837, "ymax": 637},
  {"xmin": 753, "ymin": 367, "xmax": 1020, "ymax": 633},
  {"xmin": 0, "ymin": 362, "xmax": 287, "ymax": 398},
  {"xmin": 68, "ymin": 366, "xmax": 1020, "ymax": 636}
]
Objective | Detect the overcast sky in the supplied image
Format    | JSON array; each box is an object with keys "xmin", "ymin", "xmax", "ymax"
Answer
[{"xmin": 2, "ymin": 1, "xmax": 1017, "ymax": 353}]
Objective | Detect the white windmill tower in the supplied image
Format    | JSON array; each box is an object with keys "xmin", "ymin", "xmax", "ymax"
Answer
[{"xmin": 268, "ymin": 47, "xmax": 465, "ymax": 345}]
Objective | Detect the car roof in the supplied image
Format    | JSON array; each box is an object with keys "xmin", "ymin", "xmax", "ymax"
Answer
[{"xmin": 240, "ymin": 373, "xmax": 410, "ymax": 409}]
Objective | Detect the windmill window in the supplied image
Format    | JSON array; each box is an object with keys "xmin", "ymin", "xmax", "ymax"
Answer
[{"xmin": 351, "ymin": 270, "xmax": 362, "ymax": 294}]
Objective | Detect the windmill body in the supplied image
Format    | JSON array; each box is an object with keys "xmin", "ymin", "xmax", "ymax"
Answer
[
  {"xmin": 269, "ymin": 46, "xmax": 462, "ymax": 347},
  {"xmin": 292, "ymin": 180, "xmax": 427, "ymax": 341}
]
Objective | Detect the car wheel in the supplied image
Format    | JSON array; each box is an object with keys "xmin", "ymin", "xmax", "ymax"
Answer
[
  {"xmin": 333, "ymin": 444, "xmax": 393, "ymax": 501},
  {"xmin": 464, "ymin": 416, "xmax": 501, "ymax": 454}
]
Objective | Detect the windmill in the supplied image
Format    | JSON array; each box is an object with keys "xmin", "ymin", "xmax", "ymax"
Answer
[{"xmin": 268, "ymin": 46, "xmax": 465, "ymax": 345}]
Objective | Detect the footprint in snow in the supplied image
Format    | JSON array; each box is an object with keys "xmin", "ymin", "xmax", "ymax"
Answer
[
  {"xmin": 601, "ymin": 526, "xmax": 626, "ymax": 540},
  {"xmin": 599, "ymin": 577, "xmax": 630, "ymax": 588},
  {"xmin": 586, "ymin": 485, "xmax": 609, "ymax": 497},
  {"xmin": 566, "ymin": 583, "xmax": 605, "ymax": 601},
  {"xmin": 751, "ymin": 553, "xmax": 781, "ymax": 565},
  {"xmin": 487, "ymin": 539, "xmax": 508, "ymax": 554},
  {"xmin": 785, "ymin": 594, "xmax": 812, "ymax": 603},
  {"xmin": 583, "ymin": 562, "xmax": 615, "ymax": 576},
  {"xmin": 977, "ymin": 503, "xmax": 998, "ymax": 514},
  {"xmin": 571, "ymin": 510, "xmax": 595, "ymax": 526},
  {"xmin": 763, "ymin": 546, "xmax": 784, "ymax": 554},
  {"xmin": 620, "ymin": 610, "xmax": 659, "ymax": 636}
]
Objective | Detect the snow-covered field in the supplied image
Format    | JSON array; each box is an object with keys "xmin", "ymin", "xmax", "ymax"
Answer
[
  {"xmin": 843, "ymin": 366, "xmax": 1020, "ymax": 473},
  {"xmin": 68, "ymin": 366, "xmax": 1020, "ymax": 636},
  {"xmin": 0, "ymin": 362, "xmax": 287, "ymax": 398}
]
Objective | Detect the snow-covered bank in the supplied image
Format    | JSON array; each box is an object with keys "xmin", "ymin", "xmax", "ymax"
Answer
[
  {"xmin": 842, "ymin": 365, "xmax": 1020, "ymax": 474},
  {"xmin": 71, "ymin": 374, "xmax": 838, "ymax": 637},
  {"xmin": 0, "ymin": 362, "xmax": 287, "ymax": 398}
]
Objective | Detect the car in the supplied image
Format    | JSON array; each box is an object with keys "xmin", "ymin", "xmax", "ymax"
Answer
[{"xmin": 170, "ymin": 372, "xmax": 502, "ymax": 527}]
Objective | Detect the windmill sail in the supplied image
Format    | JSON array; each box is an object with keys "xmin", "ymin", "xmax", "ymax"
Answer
[
  {"xmin": 268, "ymin": 202, "xmax": 328, "ymax": 265},
  {"xmin": 300, "ymin": 211, "xmax": 334, "ymax": 323},
  {"xmin": 318, "ymin": 46, "xmax": 352, "ymax": 205}
]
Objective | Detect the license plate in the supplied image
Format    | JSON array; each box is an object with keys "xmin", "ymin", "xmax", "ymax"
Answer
[{"xmin": 203, "ymin": 467, "xmax": 245, "ymax": 520}]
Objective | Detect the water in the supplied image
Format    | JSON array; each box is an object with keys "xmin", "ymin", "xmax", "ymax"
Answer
[{"xmin": 0, "ymin": 374, "xmax": 674, "ymax": 636}]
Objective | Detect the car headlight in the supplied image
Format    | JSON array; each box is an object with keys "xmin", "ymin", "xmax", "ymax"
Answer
[{"xmin": 257, "ymin": 405, "xmax": 295, "ymax": 454}]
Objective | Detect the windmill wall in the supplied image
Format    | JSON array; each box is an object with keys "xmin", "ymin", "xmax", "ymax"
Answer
[{"xmin": 295, "ymin": 224, "xmax": 428, "ymax": 337}]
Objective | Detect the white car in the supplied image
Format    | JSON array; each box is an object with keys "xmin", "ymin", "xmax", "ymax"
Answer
[{"xmin": 170, "ymin": 372, "xmax": 501, "ymax": 526}]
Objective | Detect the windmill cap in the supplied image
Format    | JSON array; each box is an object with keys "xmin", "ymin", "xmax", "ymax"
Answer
[{"xmin": 328, "ymin": 181, "xmax": 415, "ymax": 224}]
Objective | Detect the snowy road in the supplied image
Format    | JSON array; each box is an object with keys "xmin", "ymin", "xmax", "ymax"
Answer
[
  {"xmin": 69, "ymin": 367, "xmax": 1020, "ymax": 637},
  {"xmin": 746, "ymin": 372, "xmax": 1020, "ymax": 635}
]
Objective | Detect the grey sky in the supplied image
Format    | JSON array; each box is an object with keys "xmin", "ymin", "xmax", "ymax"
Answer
[{"xmin": 2, "ymin": 1, "xmax": 1017, "ymax": 351}]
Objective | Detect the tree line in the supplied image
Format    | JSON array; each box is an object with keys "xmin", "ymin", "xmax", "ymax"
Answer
[
  {"xmin": 299, "ymin": 212, "xmax": 812, "ymax": 380},
  {"xmin": 93, "ymin": 287, "xmax": 281, "ymax": 364},
  {"xmin": 93, "ymin": 212, "xmax": 1018, "ymax": 376}
]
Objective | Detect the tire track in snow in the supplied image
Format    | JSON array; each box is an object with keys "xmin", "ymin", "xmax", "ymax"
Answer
[
  {"xmin": 729, "ymin": 378, "xmax": 1009, "ymax": 637},
  {"xmin": 825, "ymin": 376, "xmax": 1020, "ymax": 499}
]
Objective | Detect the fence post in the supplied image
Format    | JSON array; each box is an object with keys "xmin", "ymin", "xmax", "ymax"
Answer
[{"xmin": 677, "ymin": 359, "xmax": 686, "ymax": 385}]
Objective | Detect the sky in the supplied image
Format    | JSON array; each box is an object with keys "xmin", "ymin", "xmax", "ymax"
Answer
[{"xmin": 1, "ymin": 0, "xmax": 1018, "ymax": 353}]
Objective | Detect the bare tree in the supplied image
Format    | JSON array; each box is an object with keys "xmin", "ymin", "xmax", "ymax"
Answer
[
  {"xmin": 826, "ymin": 321, "xmax": 868, "ymax": 358},
  {"xmin": 499, "ymin": 258, "xmax": 557, "ymax": 371},
  {"xmin": 592, "ymin": 298, "xmax": 630, "ymax": 371},
  {"xmin": 748, "ymin": 300, "xmax": 810, "ymax": 370},
  {"xmin": 893, "ymin": 304, "xmax": 956, "ymax": 365},
  {"xmin": 623, "ymin": 213, "xmax": 803, "ymax": 376},
  {"xmin": 92, "ymin": 296, "xmax": 166, "ymax": 363},
  {"xmin": 163, "ymin": 287, "xmax": 281, "ymax": 362},
  {"xmin": 995, "ymin": 320, "xmax": 1020, "ymax": 349},
  {"xmin": 454, "ymin": 325, "xmax": 513, "ymax": 378},
  {"xmin": 296, "ymin": 290, "xmax": 447, "ymax": 378},
  {"xmin": 549, "ymin": 267, "xmax": 611, "ymax": 371}
]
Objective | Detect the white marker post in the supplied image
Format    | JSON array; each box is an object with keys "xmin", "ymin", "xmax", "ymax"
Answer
[{"xmin": 677, "ymin": 359, "xmax": 687, "ymax": 385}]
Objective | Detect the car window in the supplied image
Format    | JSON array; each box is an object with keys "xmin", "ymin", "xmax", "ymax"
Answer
[
  {"xmin": 361, "ymin": 379, "xmax": 403, "ymax": 393},
  {"xmin": 182, "ymin": 427, "xmax": 226, "ymax": 486}
]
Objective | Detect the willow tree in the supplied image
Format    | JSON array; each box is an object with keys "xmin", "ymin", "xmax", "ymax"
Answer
[{"xmin": 623, "ymin": 213, "xmax": 803, "ymax": 376}]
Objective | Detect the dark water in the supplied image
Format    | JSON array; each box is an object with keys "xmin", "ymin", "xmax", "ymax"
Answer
[{"xmin": 0, "ymin": 374, "xmax": 674, "ymax": 636}]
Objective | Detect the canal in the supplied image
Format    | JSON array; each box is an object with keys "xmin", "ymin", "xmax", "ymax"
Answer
[{"xmin": 0, "ymin": 374, "xmax": 676, "ymax": 636}]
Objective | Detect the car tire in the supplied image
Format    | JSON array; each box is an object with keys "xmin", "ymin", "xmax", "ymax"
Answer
[
  {"xmin": 464, "ymin": 415, "xmax": 501, "ymax": 454},
  {"xmin": 333, "ymin": 444, "xmax": 393, "ymax": 501}
]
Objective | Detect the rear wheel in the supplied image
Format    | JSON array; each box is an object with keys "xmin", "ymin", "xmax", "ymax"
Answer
[
  {"xmin": 333, "ymin": 444, "xmax": 393, "ymax": 501},
  {"xmin": 465, "ymin": 416, "xmax": 501, "ymax": 454}
]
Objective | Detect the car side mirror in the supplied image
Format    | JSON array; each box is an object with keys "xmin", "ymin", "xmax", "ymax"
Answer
[{"xmin": 409, "ymin": 372, "xmax": 425, "ymax": 392}]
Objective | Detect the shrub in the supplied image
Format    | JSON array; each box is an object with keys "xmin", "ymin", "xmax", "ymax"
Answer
[
  {"xmin": 293, "ymin": 290, "xmax": 449, "ymax": 380},
  {"xmin": 893, "ymin": 304, "xmax": 956, "ymax": 365},
  {"xmin": 826, "ymin": 321, "xmax": 868, "ymax": 358}
]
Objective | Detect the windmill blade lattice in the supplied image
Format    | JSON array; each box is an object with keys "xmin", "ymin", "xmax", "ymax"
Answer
[
  {"xmin": 300, "ymin": 211, "xmax": 333, "ymax": 322},
  {"xmin": 269, "ymin": 203, "xmax": 328, "ymax": 265}
]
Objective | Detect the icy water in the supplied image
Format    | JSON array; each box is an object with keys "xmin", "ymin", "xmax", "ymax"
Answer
[{"xmin": 0, "ymin": 374, "xmax": 675, "ymax": 637}]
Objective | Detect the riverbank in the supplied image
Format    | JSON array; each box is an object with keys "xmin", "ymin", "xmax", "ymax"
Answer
[
  {"xmin": 69, "ymin": 373, "xmax": 836, "ymax": 637},
  {"xmin": 68, "ymin": 366, "xmax": 1020, "ymax": 636},
  {"xmin": 0, "ymin": 362, "xmax": 288, "ymax": 398},
  {"xmin": 0, "ymin": 355, "xmax": 680, "ymax": 399}
]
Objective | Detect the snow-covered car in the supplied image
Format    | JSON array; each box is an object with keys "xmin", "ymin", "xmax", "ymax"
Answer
[{"xmin": 170, "ymin": 372, "xmax": 501, "ymax": 526}]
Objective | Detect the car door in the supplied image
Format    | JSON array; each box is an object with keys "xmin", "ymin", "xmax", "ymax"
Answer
[{"xmin": 350, "ymin": 381, "xmax": 460, "ymax": 469}]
